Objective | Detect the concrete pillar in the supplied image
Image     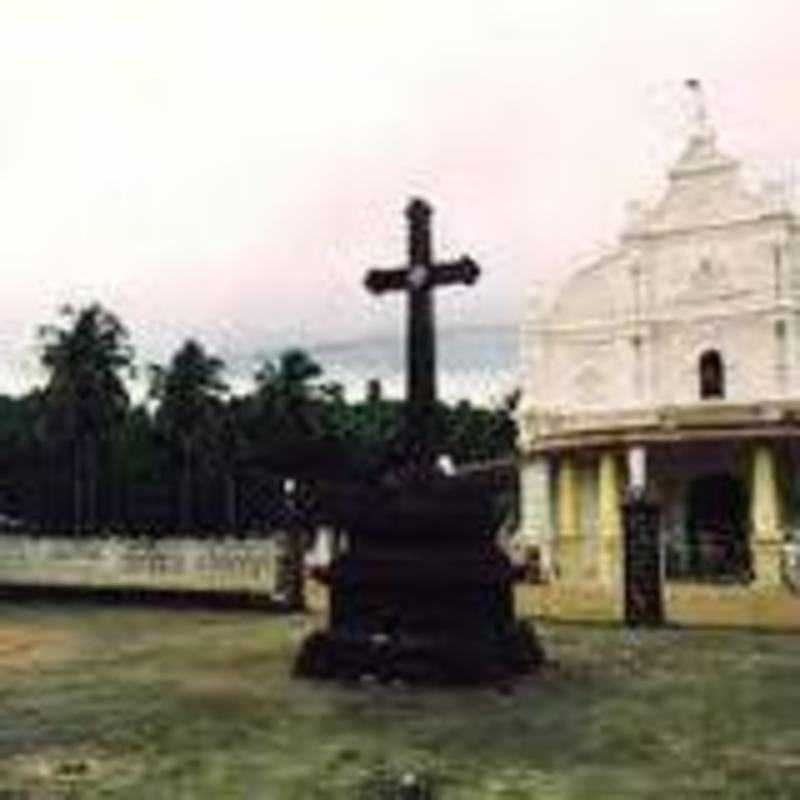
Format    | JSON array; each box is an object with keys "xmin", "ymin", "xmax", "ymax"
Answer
[
  {"xmin": 273, "ymin": 528, "xmax": 306, "ymax": 610},
  {"xmin": 750, "ymin": 443, "xmax": 783, "ymax": 587},
  {"xmin": 597, "ymin": 450, "xmax": 623, "ymax": 585},
  {"xmin": 579, "ymin": 461, "xmax": 598, "ymax": 565},
  {"xmin": 627, "ymin": 445, "xmax": 647, "ymax": 496},
  {"xmin": 518, "ymin": 456, "xmax": 555, "ymax": 579},
  {"xmin": 305, "ymin": 526, "xmax": 333, "ymax": 568},
  {"xmin": 556, "ymin": 454, "xmax": 580, "ymax": 580}
]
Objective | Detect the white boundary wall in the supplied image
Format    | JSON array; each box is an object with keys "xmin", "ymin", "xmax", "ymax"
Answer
[{"xmin": 0, "ymin": 534, "xmax": 280, "ymax": 592}]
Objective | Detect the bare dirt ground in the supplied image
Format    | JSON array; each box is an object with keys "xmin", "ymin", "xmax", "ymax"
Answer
[{"xmin": 0, "ymin": 624, "xmax": 77, "ymax": 669}]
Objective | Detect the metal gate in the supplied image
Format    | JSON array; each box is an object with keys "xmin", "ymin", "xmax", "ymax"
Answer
[{"xmin": 623, "ymin": 497, "xmax": 664, "ymax": 626}]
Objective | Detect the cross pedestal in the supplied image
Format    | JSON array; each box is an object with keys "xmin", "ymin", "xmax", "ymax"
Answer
[{"xmin": 293, "ymin": 198, "xmax": 543, "ymax": 684}]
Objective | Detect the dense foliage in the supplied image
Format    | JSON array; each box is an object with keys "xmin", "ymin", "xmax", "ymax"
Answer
[{"xmin": 0, "ymin": 303, "xmax": 518, "ymax": 535}]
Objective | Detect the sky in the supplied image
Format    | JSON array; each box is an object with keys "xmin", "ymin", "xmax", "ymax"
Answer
[{"xmin": 3, "ymin": 0, "xmax": 800, "ymax": 396}]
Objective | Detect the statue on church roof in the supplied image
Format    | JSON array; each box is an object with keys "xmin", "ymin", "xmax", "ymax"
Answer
[{"xmin": 685, "ymin": 78, "xmax": 715, "ymax": 143}]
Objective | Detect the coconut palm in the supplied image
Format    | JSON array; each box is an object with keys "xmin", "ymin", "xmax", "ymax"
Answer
[
  {"xmin": 149, "ymin": 339, "xmax": 228, "ymax": 531},
  {"xmin": 254, "ymin": 348, "xmax": 323, "ymax": 437},
  {"xmin": 37, "ymin": 303, "xmax": 135, "ymax": 533},
  {"xmin": 253, "ymin": 348, "xmax": 325, "ymax": 609},
  {"xmin": 0, "ymin": 391, "xmax": 46, "ymax": 526},
  {"xmin": 215, "ymin": 397, "xmax": 249, "ymax": 532}
]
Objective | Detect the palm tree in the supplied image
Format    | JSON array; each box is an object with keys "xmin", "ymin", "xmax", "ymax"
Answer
[
  {"xmin": 254, "ymin": 348, "xmax": 323, "ymax": 438},
  {"xmin": 0, "ymin": 391, "xmax": 47, "ymax": 527},
  {"xmin": 215, "ymin": 397, "xmax": 249, "ymax": 533},
  {"xmin": 37, "ymin": 303, "xmax": 135, "ymax": 533},
  {"xmin": 149, "ymin": 339, "xmax": 228, "ymax": 531},
  {"xmin": 253, "ymin": 348, "xmax": 324, "ymax": 609}
]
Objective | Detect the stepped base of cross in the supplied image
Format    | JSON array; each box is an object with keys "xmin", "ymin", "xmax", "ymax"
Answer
[
  {"xmin": 293, "ymin": 473, "xmax": 545, "ymax": 685},
  {"xmin": 294, "ymin": 626, "xmax": 541, "ymax": 685},
  {"xmin": 288, "ymin": 197, "xmax": 543, "ymax": 684}
]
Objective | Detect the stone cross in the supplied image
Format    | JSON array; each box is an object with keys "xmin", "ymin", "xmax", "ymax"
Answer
[{"xmin": 364, "ymin": 198, "xmax": 480, "ymax": 440}]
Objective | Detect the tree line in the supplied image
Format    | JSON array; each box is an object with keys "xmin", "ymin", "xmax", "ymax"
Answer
[{"xmin": 0, "ymin": 303, "xmax": 518, "ymax": 536}]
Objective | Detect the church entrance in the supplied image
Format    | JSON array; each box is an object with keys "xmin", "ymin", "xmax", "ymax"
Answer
[{"xmin": 684, "ymin": 473, "xmax": 751, "ymax": 581}]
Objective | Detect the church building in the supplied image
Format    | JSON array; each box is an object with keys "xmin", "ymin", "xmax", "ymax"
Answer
[{"xmin": 517, "ymin": 83, "xmax": 800, "ymax": 624}]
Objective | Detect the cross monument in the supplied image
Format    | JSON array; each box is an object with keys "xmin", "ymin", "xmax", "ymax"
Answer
[{"xmin": 364, "ymin": 198, "xmax": 481, "ymax": 446}]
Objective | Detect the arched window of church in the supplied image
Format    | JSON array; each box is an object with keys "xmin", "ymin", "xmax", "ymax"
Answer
[{"xmin": 699, "ymin": 350, "xmax": 725, "ymax": 399}]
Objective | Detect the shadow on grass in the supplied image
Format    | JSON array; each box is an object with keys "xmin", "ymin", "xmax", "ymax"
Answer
[
  {"xmin": 0, "ymin": 581, "xmax": 289, "ymax": 613},
  {"xmin": 533, "ymin": 612, "xmax": 800, "ymax": 637}
]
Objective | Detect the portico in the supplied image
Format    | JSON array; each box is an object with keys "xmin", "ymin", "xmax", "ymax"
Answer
[{"xmin": 518, "ymin": 398, "xmax": 800, "ymax": 623}]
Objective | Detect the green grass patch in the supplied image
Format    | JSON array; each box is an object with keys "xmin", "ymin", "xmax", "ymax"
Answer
[{"xmin": 0, "ymin": 603, "xmax": 799, "ymax": 798}]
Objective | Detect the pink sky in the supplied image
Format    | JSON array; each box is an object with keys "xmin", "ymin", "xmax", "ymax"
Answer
[{"xmin": 2, "ymin": 1, "xmax": 800, "ymax": 393}]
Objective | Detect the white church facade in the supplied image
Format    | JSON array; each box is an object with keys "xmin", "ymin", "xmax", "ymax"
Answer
[{"xmin": 517, "ymin": 86, "xmax": 800, "ymax": 620}]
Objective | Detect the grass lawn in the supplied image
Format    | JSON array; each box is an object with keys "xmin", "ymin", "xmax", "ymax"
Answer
[{"xmin": 1, "ymin": 601, "xmax": 799, "ymax": 799}]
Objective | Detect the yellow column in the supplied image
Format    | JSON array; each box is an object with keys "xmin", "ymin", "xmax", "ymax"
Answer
[
  {"xmin": 556, "ymin": 454, "xmax": 580, "ymax": 580},
  {"xmin": 597, "ymin": 450, "xmax": 622, "ymax": 586},
  {"xmin": 750, "ymin": 443, "xmax": 783, "ymax": 587}
]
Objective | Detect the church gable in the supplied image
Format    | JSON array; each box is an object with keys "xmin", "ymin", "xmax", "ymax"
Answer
[
  {"xmin": 683, "ymin": 256, "xmax": 733, "ymax": 299},
  {"xmin": 648, "ymin": 221, "xmax": 791, "ymax": 315},
  {"xmin": 524, "ymin": 83, "xmax": 800, "ymax": 415},
  {"xmin": 666, "ymin": 248, "xmax": 740, "ymax": 308},
  {"xmin": 630, "ymin": 144, "xmax": 771, "ymax": 237},
  {"xmin": 547, "ymin": 249, "xmax": 635, "ymax": 327},
  {"xmin": 549, "ymin": 264, "xmax": 617, "ymax": 324},
  {"xmin": 546, "ymin": 335, "xmax": 620, "ymax": 409}
]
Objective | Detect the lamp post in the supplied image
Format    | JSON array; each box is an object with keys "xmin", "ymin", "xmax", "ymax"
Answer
[
  {"xmin": 274, "ymin": 477, "xmax": 305, "ymax": 611},
  {"xmin": 622, "ymin": 447, "xmax": 663, "ymax": 626}
]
